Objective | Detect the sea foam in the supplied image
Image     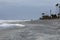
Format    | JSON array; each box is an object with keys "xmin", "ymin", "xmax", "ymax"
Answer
[{"xmin": 0, "ymin": 23, "xmax": 25, "ymax": 28}]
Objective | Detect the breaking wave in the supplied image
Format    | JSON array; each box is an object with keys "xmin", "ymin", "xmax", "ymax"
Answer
[{"xmin": 0, "ymin": 23, "xmax": 25, "ymax": 29}]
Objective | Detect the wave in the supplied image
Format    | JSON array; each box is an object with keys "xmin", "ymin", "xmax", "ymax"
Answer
[
  {"xmin": 0, "ymin": 23, "xmax": 25, "ymax": 29},
  {"xmin": 0, "ymin": 20, "xmax": 30, "ymax": 23}
]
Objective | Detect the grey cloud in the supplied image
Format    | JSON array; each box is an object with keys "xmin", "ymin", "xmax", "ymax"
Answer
[
  {"xmin": 0, "ymin": 0, "xmax": 56, "ymax": 7},
  {"xmin": 0, "ymin": 0, "xmax": 60, "ymax": 19}
]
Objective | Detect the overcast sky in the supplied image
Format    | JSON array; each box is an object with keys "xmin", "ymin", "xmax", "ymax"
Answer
[{"xmin": 0, "ymin": 0, "xmax": 60, "ymax": 20}]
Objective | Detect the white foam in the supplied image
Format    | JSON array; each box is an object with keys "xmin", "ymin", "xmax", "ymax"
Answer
[
  {"xmin": 15, "ymin": 24, "xmax": 25, "ymax": 27},
  {"xmin": 0, "ymin": 20, "xmax": 30, "ymax": 23},
  {"xmin": 0, "ymin": 23, "xmax": 25, "ymax": 28}
]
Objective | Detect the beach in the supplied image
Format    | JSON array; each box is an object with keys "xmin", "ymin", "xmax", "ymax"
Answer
[{"xmin": 0, "ymin": 20, "xmax": 60, "ymax": 40}]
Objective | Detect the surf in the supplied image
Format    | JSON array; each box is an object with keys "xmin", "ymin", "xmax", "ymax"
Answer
[{"xmin": 0, "ymin": 23, "xmax": 25, "ymax": 29}]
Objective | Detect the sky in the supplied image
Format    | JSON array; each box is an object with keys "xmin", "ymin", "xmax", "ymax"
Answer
[{"xmin": 0, "ymin": 0, "xmax": 60, "ymax": 20}]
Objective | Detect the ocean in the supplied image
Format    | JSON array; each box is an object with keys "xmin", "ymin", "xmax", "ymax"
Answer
[{"xmin": 0, "ymin": 20, "xmax": 60, "ymax": 40}]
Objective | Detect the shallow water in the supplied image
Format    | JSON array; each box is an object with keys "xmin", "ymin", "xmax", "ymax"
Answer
[{"xmin": 0, "ymin": 22, "xmax": 60, "ymax": 40}]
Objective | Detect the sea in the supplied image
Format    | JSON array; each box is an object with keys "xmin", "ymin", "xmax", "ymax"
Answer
[{"xmin": 0, "ymin": 20, "xmax": 60, "ymax": 40}]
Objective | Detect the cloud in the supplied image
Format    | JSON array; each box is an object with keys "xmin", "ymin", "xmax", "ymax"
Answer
[
  {"xmin": 0, "ymin": 0, "xmax": 53, "ymax": 7},
  {"xmin": 0, "ymin": 0, "xmax": 60, "ymax": 19}
]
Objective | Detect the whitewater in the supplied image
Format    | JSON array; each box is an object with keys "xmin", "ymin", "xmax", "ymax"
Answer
[
  {"xmin": 0, "ymin": 20, "xmax": 60, "ymax": 40},
  {"xmin": 0, "ymin": 20, "xmax": 26, "ymax": 29}
]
